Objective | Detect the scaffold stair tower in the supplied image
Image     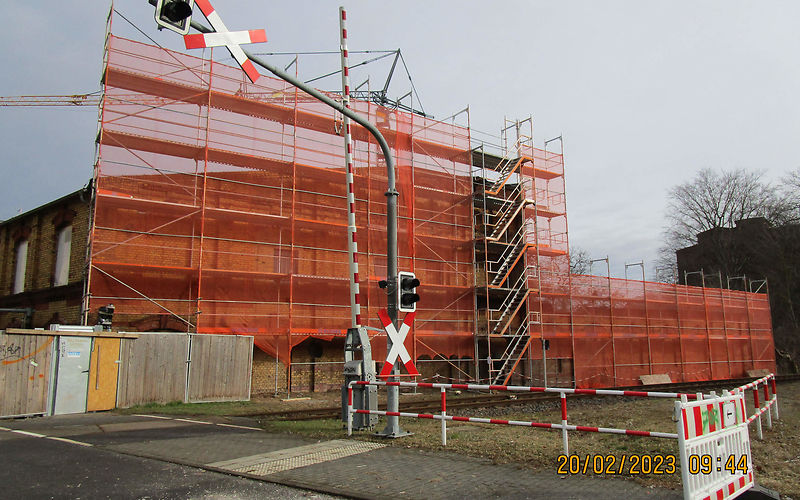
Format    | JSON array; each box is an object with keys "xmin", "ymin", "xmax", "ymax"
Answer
[{"xmin": 474, "ymin": 129, "xmax": 541, "ymax": 386}]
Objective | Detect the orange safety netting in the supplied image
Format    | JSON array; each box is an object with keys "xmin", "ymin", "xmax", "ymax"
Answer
[
  {"xmin": 90, "ymin": 32, "xmax": 775, "ymax": 386},
  {"xmin": 91, "ymin": 35, "xmax": 474, "ymax": 363}
]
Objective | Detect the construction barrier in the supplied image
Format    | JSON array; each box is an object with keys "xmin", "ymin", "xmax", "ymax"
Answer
[
  {"xmin": 346, "ymin": 375, "xmax": 781, "ymax": 500},
  {"xmin": 676, "ymin": 391, "xmax": 753, "ymax": 499},
  {"xmin": 346, "ymin": 380, "xmax": 696, "ymax": 453},
  {"xmin": 733, "ymin": 374, "xmax": 778, "ymax": 441}
]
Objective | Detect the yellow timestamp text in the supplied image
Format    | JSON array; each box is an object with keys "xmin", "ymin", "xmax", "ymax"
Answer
[
  {"xmin": 556, "ymin": 454, "xmax": 677, "ymax": 475},
  {"xmin": 687, "ymin": 454, "xmax": 748, "ymax": 475}
]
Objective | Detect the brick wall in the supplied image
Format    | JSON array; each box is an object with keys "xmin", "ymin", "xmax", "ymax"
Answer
[
  {"xmin": 0, "ymin": 189, "xmax": 91, "ymax": 329},
  {"xmin": 251, "ymin": 348, "xmax": 289, "ymax": 395}
]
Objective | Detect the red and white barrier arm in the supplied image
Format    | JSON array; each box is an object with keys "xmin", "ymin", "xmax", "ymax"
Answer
[
  {"xmin": 338, "ymin": 7, "xmax": 362, "ymax": 328},
  {"xmin": 734, "ymin": 374, "xmax": 773, "ymax": 393},
  {"xmin": 354, "ymin": 380, "xmax": 699, "ymax": 400},
  {"xmin": 746, "ymin": 400, "xmax": 776, "ymax": 424},
  {"xmin": 350, "ymin": 408, "xmax": 677, "ymax": 439}
]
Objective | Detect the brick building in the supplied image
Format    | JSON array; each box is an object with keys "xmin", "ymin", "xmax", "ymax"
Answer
[{"xmin": 0, "ymin": 184, "xmax": 92, "ymax": 329}]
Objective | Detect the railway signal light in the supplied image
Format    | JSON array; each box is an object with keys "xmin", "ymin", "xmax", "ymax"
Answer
[
  {"xmin": 397, "ymin": 271, "xmax": 420, "ymax": 313},
  {"xmin": 154, "ymin": 0, "xmax": 194, "ymax": 35}
]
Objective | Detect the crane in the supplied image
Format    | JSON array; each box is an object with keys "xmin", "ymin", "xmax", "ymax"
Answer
[{"xmin": 0, "ymin": 93, "xmax": 102, "ymax": 107}]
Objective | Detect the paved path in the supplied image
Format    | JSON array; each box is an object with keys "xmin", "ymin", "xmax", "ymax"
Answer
[{"xmin": 0, "ymin": 413, "xmax": 682, "ymax": 499}]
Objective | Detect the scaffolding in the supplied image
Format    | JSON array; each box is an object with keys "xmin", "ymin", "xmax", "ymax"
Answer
[
  {"xmin": 89, "ymin": 29, "xmax": 775, "ymax": 389},
  {"xmin": 472, "ymin": 123, "xmax": 775, "ymax": 388},
  {"xmin": 91, "ymin": 35, "xmax": 475, "ymax": 371}
]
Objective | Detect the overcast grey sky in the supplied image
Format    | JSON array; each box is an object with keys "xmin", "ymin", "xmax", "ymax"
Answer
[{"xmin": 1, "ymin": 1, "xmax": 798, "ymax": 279}]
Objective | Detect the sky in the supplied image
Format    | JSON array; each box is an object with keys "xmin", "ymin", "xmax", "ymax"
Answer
[{"xmin": 1, "ymin": 1, "xmax": 799, "ymax": 279}]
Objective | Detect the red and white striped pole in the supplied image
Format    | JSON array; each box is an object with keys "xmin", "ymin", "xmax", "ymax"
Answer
[
  {"xmin": 752, "ymin": 387, "xmax": 763, "ymax": 440},
  {"xmin": 441, "ymin": 387, "xmax": 447, "ymax": 446},
  {"xmin": 763, "ymin": 381, "xmax": 772, "ymax": 429},
  {"xmin": 339, "ymin": 7, "xmax": 361, "ymax": 328},
  {"xmin": 560, "ymin": 392, "xmax": 569, "ymax": 455},
  {"xmin": 347, "ymin": 386, "xmax": 353, "ymax": 436},
  {"xmin": 770, "ymin": 376, "xmax": 779, "ymax": 419}
]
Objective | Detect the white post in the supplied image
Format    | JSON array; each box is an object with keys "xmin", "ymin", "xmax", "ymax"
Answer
[
  {"xmin": 676, "ymin": 396, "xmax": 692, "ymax": 500},
  {"xmin": 753, "ymin": 388, "xmax": 763, "ymax": 441},
  {"xmin": 560, "ymin": 392, "xmax": 569, "ymax": 455},
  {"xmin": 763, "ymin": 384, "xmax": 772, "ymax": 430},
  {"xmin": 771, "ymin": 377, "xmax": 780, "ymax": 420},
  {"xmin": 347, "ymin": 385, "xmax": 353, "ymax": 436},
  {"xmin": 441, "ymin": 387, "xmax": 447, "ymax": 446}
]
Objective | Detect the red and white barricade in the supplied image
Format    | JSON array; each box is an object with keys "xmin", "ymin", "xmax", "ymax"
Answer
[
  {"xmin": 346, "ymin": 375, "xmax": 779, "ymax": 500},
  {"xmin": 676, "ymin": 391, "xmax": 753, "ymax": 500},
  {"xmin": 733, "ymin": 374, "xmax": 778, "ymax": 441},
  {"xmin": 346, "ymin": 380, "xmax": 688, "ymax": 453}
]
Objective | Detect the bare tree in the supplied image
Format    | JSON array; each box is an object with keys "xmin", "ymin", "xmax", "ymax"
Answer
[
  {"xmin": 656, "ymin": 168, "xmax": 792, "ymax": 280},
  {"xmin": 658, "ymin": 167, "xmax": 800, "ymax": 372},
  {"xmin": 569, "ymin": 246, "xmax": 591, "ymax": 274},
  {"xmin": 781, "ymin": 167, "xmax": 800, "ymax": 224}
]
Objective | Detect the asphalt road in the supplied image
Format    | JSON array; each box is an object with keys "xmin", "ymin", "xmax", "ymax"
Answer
[{"xmin": 0, "ymin": 421, "xmax": 342, "ymax": 500}]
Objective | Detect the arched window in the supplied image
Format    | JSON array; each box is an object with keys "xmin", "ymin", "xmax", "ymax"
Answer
[
  {"xmin": 54, "ymin": 225, "xmax": 73, "ymax": 286},
  {"xmin": 13, "ymin": 239, "xmax": 28, "ymax": 294}
]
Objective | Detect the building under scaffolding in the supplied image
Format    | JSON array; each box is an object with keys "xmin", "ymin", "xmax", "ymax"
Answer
[{"xmin": 64, "ymin": 29, "xmax": 777, "ymax": 390}]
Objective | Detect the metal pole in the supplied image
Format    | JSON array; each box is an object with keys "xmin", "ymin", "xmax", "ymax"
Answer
[
  {"xmin": 626, "ymin": 262, "xmax": 651, "ymax": 375},
  {"xmin": 542, "ymin": 338, "xmax": 547, "ymax": 388},
  {"xmin": 185, "ymin": 14, "xmax": 403, "ymax": 435}
]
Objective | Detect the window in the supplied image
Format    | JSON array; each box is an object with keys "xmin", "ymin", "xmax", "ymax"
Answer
[
  {"xmin": 54, "ymin": 225, "xmax": 72, "ymax": 286},
  {"xmin": 13, "ymin": 239, "xmax": 28, "ymax": 294}
]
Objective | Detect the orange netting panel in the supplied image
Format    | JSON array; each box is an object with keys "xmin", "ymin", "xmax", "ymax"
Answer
[
  {"xmin": 92, "ymin": 33, "xmax": 775, "ymax": 386},
  {"xmin": 91, "ymin": 36, "xmax": 474, "ymax": 361}
]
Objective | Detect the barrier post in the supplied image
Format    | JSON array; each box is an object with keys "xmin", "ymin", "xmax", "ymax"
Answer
[
  {"xmin": 752, "ymin": 387, "xmax": 763, "ymax": 440},
  {"xmin": 560, "ymin": 391, "xmax": 569, "ymax": 455},
  {"xmin": 770, "ymin": 376, "xmax": 779, "ymax": 420},
  {"xmin": 676, "ymin": 395, "xmax": 692, "ymax": 496},
  {"xmin": 347, "ymin": 385, "xmax": 353, "ymax": 436},
  {"xmin": 441, "ymin": 387, "xmax": 447, "ymax": 446},
  {"xmin": 763, "ymin": 382, "xmax": 772, "ymax": 429}
]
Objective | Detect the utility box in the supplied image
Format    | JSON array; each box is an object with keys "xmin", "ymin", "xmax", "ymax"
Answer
[{"xmin": 342, "ymin": 326, "xmax": 379, "ymax": 430}]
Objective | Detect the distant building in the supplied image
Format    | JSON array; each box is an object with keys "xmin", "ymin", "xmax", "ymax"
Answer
[
  {"xmin": 0, "ymin": 185, "xmax": 92, "ymax": 328},
  {"xmin": 677, "ymin": 217, "xmax": 800, "ymax": 373}
]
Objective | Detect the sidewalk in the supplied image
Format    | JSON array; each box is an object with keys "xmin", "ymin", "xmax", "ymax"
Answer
[{"xmin": 0, "ymin": 412, "xmax": 681, "ymax": 499}]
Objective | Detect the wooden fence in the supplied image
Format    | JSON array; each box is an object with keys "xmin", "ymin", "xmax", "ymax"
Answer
[
  {"xmin": 1, "ymin": 330, "xmax": 253, "ymax": 417},
  {"xmin": 0, "ymin": 332, "xmax": 55, "ymax": 417}
]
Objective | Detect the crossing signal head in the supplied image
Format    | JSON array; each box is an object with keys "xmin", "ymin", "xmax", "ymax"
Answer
[
  {"xmin": 397, "ymin": 271, "xmax": 420, "ymax": 313},
  {"xmin": 154, "ymin": 0, "xmax": 195, "ymax": 35},
  {"xmin": 97, "ymin": 304, "xmax": 115, "ymax": 331}
]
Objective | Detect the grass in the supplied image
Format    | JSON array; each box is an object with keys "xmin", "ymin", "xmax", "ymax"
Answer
[{"xmin": 120, "ymin": 382, "xmax": 800, "ymax": 498}]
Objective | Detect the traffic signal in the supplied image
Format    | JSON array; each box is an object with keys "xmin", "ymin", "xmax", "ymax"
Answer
[
  {"xmin": 397, "ymin": 271, "xmax": 420, "ymax": 313},
  {"xmin": 154, "ymin": 0, "xmax": 195, "ymax": 35},
  {"xmin": 97, "ymin": 304, "xmax": 115, "ymax": 331}
]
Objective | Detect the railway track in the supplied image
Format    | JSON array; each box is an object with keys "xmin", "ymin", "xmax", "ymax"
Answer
[{"xmin": 252, "ymin": 374, "xmax": 800, "ymax": 422}]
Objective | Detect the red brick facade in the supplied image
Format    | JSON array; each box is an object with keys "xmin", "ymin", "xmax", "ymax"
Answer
[{"xmin": 0, "ymin": 187, "xmax": 91, "ymax": 328}]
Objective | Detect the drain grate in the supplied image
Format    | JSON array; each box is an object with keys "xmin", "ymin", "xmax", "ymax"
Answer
[{"xmin": 207, "ymin": 439, "xmax": 384, "ymax": 476}]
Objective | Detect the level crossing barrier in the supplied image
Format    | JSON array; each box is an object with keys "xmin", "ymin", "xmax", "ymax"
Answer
[
  {"xmin": 346, "ymin": 375, "xmax": 781, "ymax": 500},
  {"xmin": 346, "ymin": 380, "xmax": 697, "ymax": 453}
]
